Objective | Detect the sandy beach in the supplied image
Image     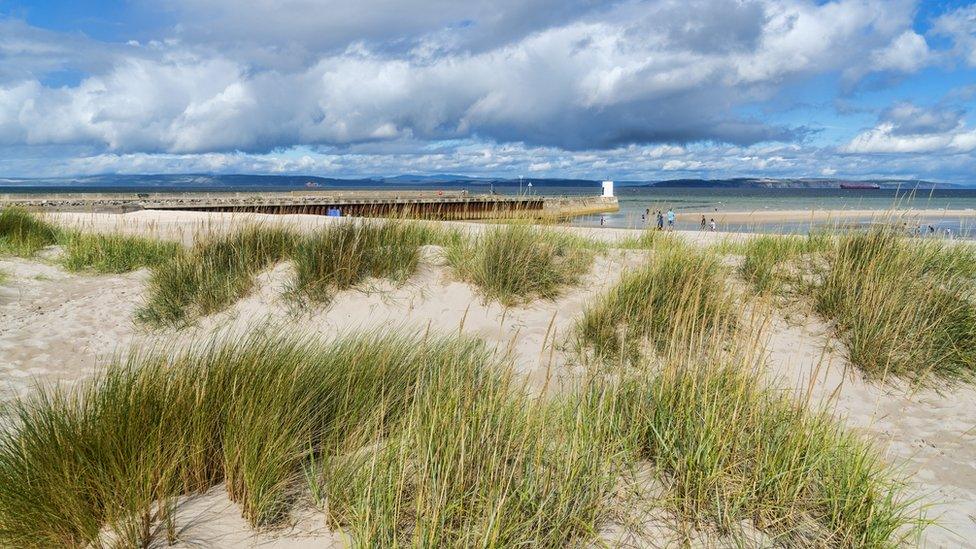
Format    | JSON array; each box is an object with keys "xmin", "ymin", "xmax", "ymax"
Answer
[{"xmin": 2, "ymin": 210, "xmax": 974, "ymax": 547}]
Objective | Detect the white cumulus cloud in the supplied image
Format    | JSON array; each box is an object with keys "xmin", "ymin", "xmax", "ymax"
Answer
[
  {"xmin": 0, "ymin": 0, "xmax": 935, "ymax": 156},
  {"xmin": 0, "ymin": 0, "xmax": 973, "ymax": 181},
  {"xmin": 844, "ymin": 102, "xmax": 976, "ymax": 154}
]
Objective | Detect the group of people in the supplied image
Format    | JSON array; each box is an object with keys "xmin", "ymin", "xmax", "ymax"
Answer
[
  {"xmin": 700, "ymin": 215, "xmax": 718, "ymax": 232},
  {"xmin": 641, "ymin": 208, "xmax": 675, "ymax": 230},
  {"xmin": 904, "ymin": 222, "xmax": 953, "ymax": 239},
  {"xmin": 639, "ymin": 208, "xmax": 717, "ymax": 232},
  {"xmin": 640, "ymin": 208, "xmax": 675, "ymax": 230}
]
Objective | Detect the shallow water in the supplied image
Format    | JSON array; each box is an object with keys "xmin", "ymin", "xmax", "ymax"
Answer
[{"xmin": 564, "ymin": 187, "xmax": 976, "ymax": 236}]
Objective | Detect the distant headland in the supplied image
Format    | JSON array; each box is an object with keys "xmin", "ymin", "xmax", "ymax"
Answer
[{"xmin": 0, "ymin": 173, "xmax": 964, "ymax": 192}]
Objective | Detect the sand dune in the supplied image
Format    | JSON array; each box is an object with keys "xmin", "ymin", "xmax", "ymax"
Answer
[{"xmin": 2, "ymin": 211, "xmax": 974, "ymax": 546}]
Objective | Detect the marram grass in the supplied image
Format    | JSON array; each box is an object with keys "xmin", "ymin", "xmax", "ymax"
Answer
[
  {"xmin": 578, "ymin": 246, "xmax": 736, "ymax": 360},
  {"xmin": 731, "ymin": 228, "xmax": 976, "ymax": 384},
  {"xmin": 137, "ymin": 225, "xmax": 298, "ymax": 326},
  {"xmin": 138, "ymin": 220, "xmax": 455, "ymax": 324},
  {"xmin": 815, "ymin": 229, "xmax": 976, "ymax": 384},
  {"xmin": 448, "ymin": 224, "xmax": 594, "ymax": 305},
  {"xmin": 0, "ymin": 216, "xmax": 928, "ymax": 547},
  {"xmin": 0, "ymin": 326, "xmax": 920, "ymax": 547},
  {"xmin": 0, "ymin": 330, "xmax": 500, "ymax": 547},
  {"xmin": 574, "ymin": 241, "xmax": 921, "ymax": 545},
  {"xmin": 317, "ymin": 342, "xmax": 626, "ymax": 547},
  {"xmin": 740, "ymin": 232, "xmax": 830, "ymax": 294},
  {"xmin": 616, "ymin": 340, "xmax": 919, "ymax": 546},
  {"xmin": 0, "ymin": 208, "xmax": 59, "ymax": 256},
  {"xmin": 0, "ymin": 208, "xmax": 181, "ymax": 272},
  {"xmin": 0, "ymin": 329, "xmax": 635, "ymax": 548},
  {"xmin": 291, "ymin": 220, "xmax": 444, "ymax": 302},
  {"xmin": 60, "ymin": 231, "xmax": 182, "ymax": 273}
]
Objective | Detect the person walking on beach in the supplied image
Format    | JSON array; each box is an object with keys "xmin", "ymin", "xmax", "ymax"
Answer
[
  {"xmin": 709, "ymin": 218, "xmax": 717, "ymax": 232},
  {"xmin": 600, "ymin": 215, "xmax": 605, "ymax": 226},
  {"xmin": 666, "ymin": 208, "xmax": 675, "ymax": 230},
  {"xmin": 700, "ymin": 216, "xmax": 707, "ymax": 231},
  {"xmin": 656, "ymin": 210, "xmax": 664, "ymax": 230}
]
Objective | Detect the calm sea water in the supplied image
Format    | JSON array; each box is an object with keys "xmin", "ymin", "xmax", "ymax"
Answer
[{"xmin": 559, "ymin": 187, "xmax": 976, "ymax": 236}]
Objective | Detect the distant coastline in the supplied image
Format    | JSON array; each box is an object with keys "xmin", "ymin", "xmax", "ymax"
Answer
[{"xmin": 0, "ymin": 173, "xmax": 966, "ymax": 193}]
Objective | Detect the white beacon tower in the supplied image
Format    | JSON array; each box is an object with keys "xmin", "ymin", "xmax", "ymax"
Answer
[{"xmin": 601, "ymin": 180, "xmax": 614, "ymax": 197}]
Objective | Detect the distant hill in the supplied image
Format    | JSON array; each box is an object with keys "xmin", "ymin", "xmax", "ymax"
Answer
[
  {"xmin": 0, "ymin": 173, "xmax": 965, "ymax": 192},
  {"xmin": 0, "ymin": 174, "xmax": 372, "ymax": 191},
  {"xmin": 0, "ymin": 173, "xmax": 604, "ymax": 192},
  {"xmin": 379, "ymin": 174, "xmax": 486, "ymax": 183}
]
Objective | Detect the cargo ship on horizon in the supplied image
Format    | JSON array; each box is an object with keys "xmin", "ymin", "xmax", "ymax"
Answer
[{"xmin": 839, "ymin": 182, "xmax": 882, "ymax": 190}]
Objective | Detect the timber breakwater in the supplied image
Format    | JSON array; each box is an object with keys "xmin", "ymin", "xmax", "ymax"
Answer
[{"xmin": 0, "ymin": 190, "xmax": 618, "ymax": 220}]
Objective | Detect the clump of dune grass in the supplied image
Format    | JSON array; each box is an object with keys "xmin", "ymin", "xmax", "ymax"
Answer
[
  {"xmin": 580, "ymin": 277, "xmax": 920, "ymax": 546},
  {"xmin": 60, "ymin": 231, "xmax": 182, "ymax": 273},
  {"xmin": 578, "ymin": 246, "xmax": 736, "ymax": 360},
  {"xmin": 448, "ymin": 224, "xmax": 594, "ymax": 305},
  {"xmin": 613, "ymin": 336, "xmax": 919, "ymax": 546},
  {"xmin": 0, "ymin": 329, "xmax": 633, "ymax": 548},
  {"xmin": 0, "ymin": 330, "xmax": 498, "ymax": 547},
  {"xmin": 138, "ymin": 226, "xmax": 298, "ymax": 326},
  {"xmin": 0, "ymin": 208, "xmax": 59, "ymax": 256},
  {"xmin": 291, "ymin": 221, "xmax": 441, "ymax": 302},
  {"xmin": 741, "ymin": 233, "xmax": 830, "ymax": 294},
  {"xmin": 319, "ymin": 343, "xmax": 627, "ymax": 547},
  {"xmin": 815, "ymin": 229, "xmax": 976, "ymax": 383},
  {"xmin": 1, "ymin": 209, "xmax": 181, "ymax": 272}
]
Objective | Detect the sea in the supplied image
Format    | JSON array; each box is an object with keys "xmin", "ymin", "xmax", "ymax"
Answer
[
  {"xmin": 4, "ymin": 181, "xmax": 976, "ymax": 237},
  {"xmin": 477, "ymin": 184, "xmax": 976, "ymax": 236},
  {"xmin": 563, "ymin": 187, "xmax": 976, "ymax": 236}
]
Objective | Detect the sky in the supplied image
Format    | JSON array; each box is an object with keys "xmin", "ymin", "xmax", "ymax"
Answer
[{"xmin": 0, "ymin": 0, "xmax": 975, "ymax": 182}]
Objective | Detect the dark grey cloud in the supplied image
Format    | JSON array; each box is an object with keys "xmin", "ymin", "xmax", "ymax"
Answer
[
  {"xmin": 657, "ymin": 0, "xmax": 767, "ymax": 53},
  {"xmin": 158, "ymin": 0, "xmax": 618, "ymax": 67},
  {"xmin": 881, "ymin": 103, "xmax": 964, "ymax": 136}
]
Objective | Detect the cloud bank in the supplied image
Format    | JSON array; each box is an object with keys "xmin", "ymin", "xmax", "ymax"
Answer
[{"xmin": 0, "ymin": 0, "xmax": 975, "ymax": 180}]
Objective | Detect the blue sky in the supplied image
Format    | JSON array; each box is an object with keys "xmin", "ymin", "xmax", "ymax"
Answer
[{"xmin": 1, "ymin": 0, "xmax": 975, "ymax": 182}]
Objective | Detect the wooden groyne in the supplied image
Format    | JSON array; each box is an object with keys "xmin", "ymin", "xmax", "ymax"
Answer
[{"xmin": 0, "ymin": 190, "xmax": 618, "ymax": 221}]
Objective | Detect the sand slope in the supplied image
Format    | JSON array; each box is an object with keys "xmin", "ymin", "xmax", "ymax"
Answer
[{"xmin": 764, "ymin": 310, "xmax": 976, "ymax": 547}]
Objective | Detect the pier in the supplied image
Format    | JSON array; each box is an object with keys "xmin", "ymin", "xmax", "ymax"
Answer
[{"xmin": 0, "ymin": 190, "xmax": 618, "ymax": 220}]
